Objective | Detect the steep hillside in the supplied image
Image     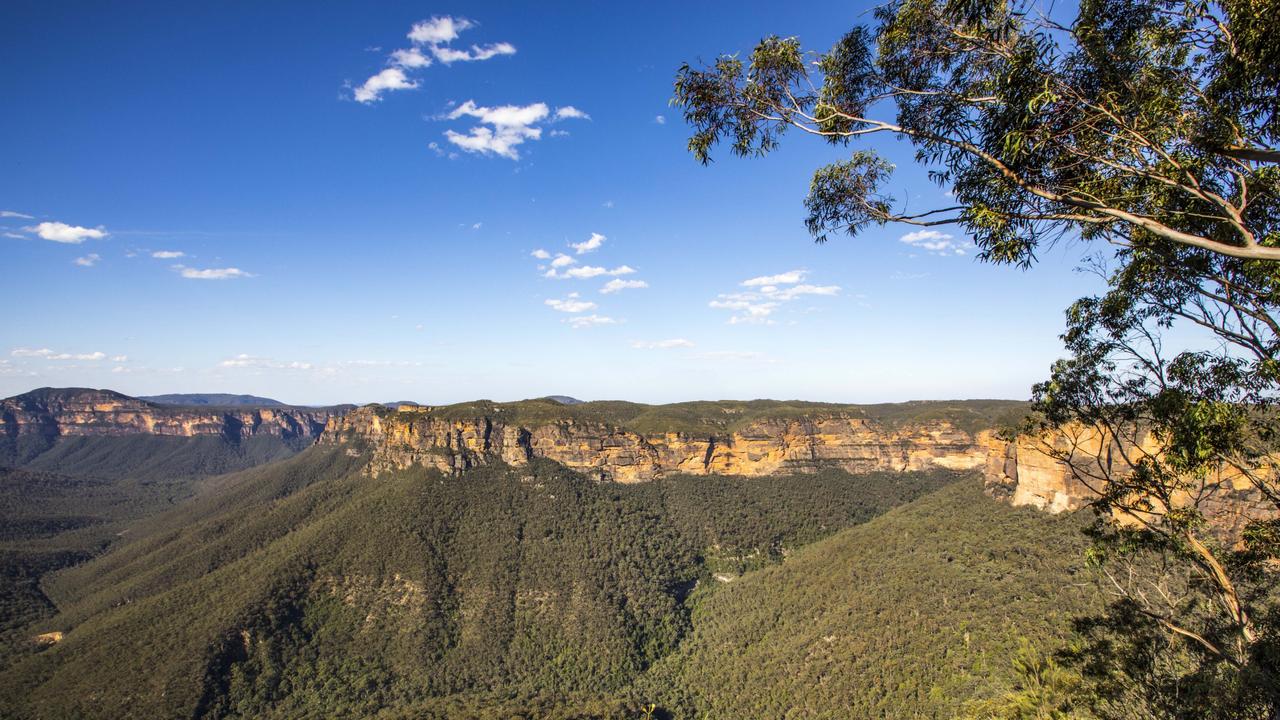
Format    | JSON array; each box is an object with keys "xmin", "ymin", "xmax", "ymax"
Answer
[
  {"xmin": 0, "ymin": 441, "xmax": 1105, "ymax": 719},
  {"xmin": 637, "ymin": 480, "xmax": 1100, "ymax": 718},
  {"xmin": 0, "ymin": 448, "xmax": 960, "ymax": 719},
  {"xmin": 0, "ymin": 388, "xmax": 352, "ymax": 674}
]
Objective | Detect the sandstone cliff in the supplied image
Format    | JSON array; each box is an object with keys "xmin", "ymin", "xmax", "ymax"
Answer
[
  {"xmin": 322, "ymin": 402, "xmax": 1012, "ymax": 482},
  {"xmin": 982, "ymin": 425, "xmax": 1274, "ymax": 537},
  {"xmin": 0, "ymin": 387, "xmax": 347, "ymax": 443}
]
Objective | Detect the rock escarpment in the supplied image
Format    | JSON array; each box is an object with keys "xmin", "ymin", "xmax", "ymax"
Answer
[
  {"xmin": 0, "ymin": 387, "xmax": 346, "ymax": 443},
  {"xmin": 982, "ymin": 426, "xmax": 1275, "ymax": 535},
  {"xmin": 323, "ymin": 403, "xmax": 1006, "ymax": 482}
]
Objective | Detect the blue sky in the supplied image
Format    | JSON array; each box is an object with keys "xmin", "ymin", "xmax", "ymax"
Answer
[{"xmin": 0, "ymin": 0, "xmax": 1105, "ymax": 405}]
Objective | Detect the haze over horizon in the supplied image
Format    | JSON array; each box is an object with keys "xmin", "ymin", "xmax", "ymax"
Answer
[{"xmin": 1, "ymin": 0, "xmax": 1105, "ymax": 406}]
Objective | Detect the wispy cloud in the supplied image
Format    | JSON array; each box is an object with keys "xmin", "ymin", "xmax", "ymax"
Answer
[
  {"xmin": 632, "ymin": 338, "xmax": 693, "ymax": 349},
  {"xmin": 73, "ymin": 253, "xmax": 101, "ymax": 267},
  {"xmin": 899, "ymin": 230, "xmax": 969, "ymax": 256},
  {"xmin": 11, "ymin": 347, "xmax": 107, "ymax": 361},
  {"xmin": 173, "ymin": 265, "xmax": 253, "ymax": 280},
  {"xmin": 431, "ymin": 42, "xmax": 516, "ymax": 64},
  {"xmin": 600, "ymin": 278, "xmax": 647, "ymax": 294},
  {"xmin": 442, "ymin": 100, "xmax": 588, "ymax": 160},
  {"xmin": 709, "ymin": 296, "xmax": 780, "ymax": 325},
  {"xmin": 0, "ymin": 210, "xmax": 33, "ymax": 219},
  {"xmin": 742, "ymin": 270, "xmax": 805, "ymax": 287},
  {"xmin": 654, "ymin": 115, "xmax": 666, "ymax": 125},
  {"xmin": 218, "ymin": 354, "xmax": 312, "ymax": 370},
  {"xmin": 567, "ymin": 314, "xmax": 616, "ymax": 328},
  {"xmin": 27, "ymin": 221, "xmax": 107, "ymax": 244},
  {"xmin": 353, "ymin": 16, "xmax": 513, "ymax": 104},
  {"xmin": 354, "ymin": 67, "xmax": 418, "ymax": 104},
  {"xmin": 570, "ymin": 232, "xmax": 605, "ymax": 254},
  {"xmin": 546, "ymin": 264, "xmax": 635, "ymax": 280},
  {"xmin": 152, "ymin": 250, "xmax": 185, "ymax": 259},
  {"xmin": 531, "ymin": 248, "xmax": 551, "ymax": 259},
  {"xmin": 408, "ymin": 16, "xmax": 473, "ymax": 44},
  {"xmin": 554, "ymin": 106, "xmax": 590, "ymax": 120},
  {"xmin": 889, "ymin": 270, "xmax": 930, "ymax": 280},
  {"xmin": 388, "ymin": 47, "xmax": 431, "ymax": 69},
  {"xmin": 545, "ymin": 293, "xmax": 596, "ymax": 313},
  {"xmin": 712, "ymin": 270, "xmax": 842, "ymax": 324}
]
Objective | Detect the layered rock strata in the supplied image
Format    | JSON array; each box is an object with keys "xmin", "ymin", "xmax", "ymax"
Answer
[
  {"xmin": 1, "ymin": 388, "xmax": 345, "ymax": 442},
  {"xmin": 323, "ymin": 405, "xmax": 1002, "ymax": 482}
]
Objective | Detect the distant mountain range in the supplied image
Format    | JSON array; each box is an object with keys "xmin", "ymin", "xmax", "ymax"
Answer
[
  {"xmin": 140, "ymin": 393, "xmax": 287, "ymax": 407},
  {"xmin": 544, "ymin": 395, "xmax": 584, "ymax": 405}
]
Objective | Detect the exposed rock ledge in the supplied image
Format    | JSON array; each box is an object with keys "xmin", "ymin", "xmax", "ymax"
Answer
[
  {"xmin": 0, "ymin": 387, "xmax": 347, "ymax": 442},
  {"xmin": 322, "ymin": 404, "xmax": 1005, "ymax": 482}
]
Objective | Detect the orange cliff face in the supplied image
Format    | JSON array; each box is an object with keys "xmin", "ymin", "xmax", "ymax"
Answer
[
  {"xmin": 0, "ymin": 388, "xmax": 345, "ymax": 442},
  {"xmin": 982, "ymin": 426, "xmax": 1276, "ymax": 538},
  {"xmin": 322, "ymin": 405, "xmax": 999, "ymax": 482}
]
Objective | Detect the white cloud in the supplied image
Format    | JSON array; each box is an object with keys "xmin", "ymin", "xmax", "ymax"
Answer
[
  {"xmin": 571, "ymin": 232, "xmax": 605, "ymax": 254},
  {"xmin": 531, "ymin": 248, "xmax": 551, "ymax": 259},
  {"xmin": 545, "ymin": 294, "xmax": 596, "ymax": 313},
  {"xmin": 1, "ymin": 210, "xmax": 33, "ymax": 219},
  {"xmin": 28, "ymin": 221, "xmax": 107, "ymax": 244},
  {"xmin": 111, "ymin": 355, "xmax": 128, "ymax": 362},
  {"xmin": 431, "ymin": 42, "xmax": 516, "ymax": 63},
  {"xmin": 709, "ymin": 297, "xmax": 780, "ymax": 325},
  {"xmin": 354, "ymin": 67, "xmax": 418, "ymax": 103},
  {"xmin": 11, "ymin": 347, "xmax": 107, "ymax": 361},
  {"xmin": 471, "ymin": 222, "xmax": 482, "ymax": 230},
  {"xmin": 389, "ymin": 47, "xmax": 431, "ymax": 69},
  {"xmin": 550, "ymin": 253, "xmax": 576, "ymax": 268},
  {"xmin": 632, "ymin": 338, "xmax": 693, "ymax": 349},
  {"xmin": 73, "ymin": 253, "xmax": 101, "ymax": 267},
  {"xmin": 742, "ymin": 270, "xmax": 805, "ymax": 287},
  {"xmin": 711, "ymin": 273, "xmax": 841, "ymax": 324},
  {"xmin": 554, "ymin": 106, "xmax": 590, "ymax": 121},
  {"xmin": 152, "ymin": 250, "xmax": 184, "ymax": 259},
  {"xmin": 763, "ymin": 283, "xmax": 840, "ymax": 301},
  {"xmin": 600, "ymin": 278, "xmax": 647, "ymax": 294},
  {"xmin": 353, "ymin": 16, "xmax": 515, "ymax": 108},
  {"xmin": 174, "ymin": 265, "xmax": 253, "ymax": 280},
  {"xmin": 442, "ymin": 100, "xmax": 587, "ymax": 160},
  {"xmin": 218, "ymin": 353, "xmax": 313, "ymax": 371},
  {"xmin": 567, "ymin": 314, "xmax": 616, "ymax": 328},
  {"xmin": 654, "ymin": 115, "xmax": 666, "ymax": 125},
  {"xmin": 3, "ymin": 232, "xmax": 24, "ymax": 239},
  {"xmin": 546, "ymin": 264, "xmax": 635, "ymax": 280},
  {"xmin": 408, "ymin": 16, "xmax": 475, "ymax": 45},
  {"xmin": 899, "ymin": 229, "xmax": 969, "ymax": 255}
]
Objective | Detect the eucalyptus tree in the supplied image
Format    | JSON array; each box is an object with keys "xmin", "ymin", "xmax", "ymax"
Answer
[{"xmin": 673, "ymin": 0, "xmax": 1278, "ymax": 713}]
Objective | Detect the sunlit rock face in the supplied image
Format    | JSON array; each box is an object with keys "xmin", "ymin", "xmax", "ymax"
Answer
[
  {"xmin": 982, "ymin": 425, "xmax": 1277, "ymax": 536},
  {"xmin": 323, "ymin": 406, "xmax": 996, "ymax": 482},
  {"xmin": 0, "ymin": 387, "xmax": 344, "ymax": 441}
]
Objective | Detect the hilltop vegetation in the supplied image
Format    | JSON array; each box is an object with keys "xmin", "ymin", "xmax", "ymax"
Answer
[
  {"xmin": 140, "ymin": 393, "xmax": 288, "ymax": 407},
  {"xmin": 374, "ymin": 397, "xmax": 1028, "ymax": 436}
]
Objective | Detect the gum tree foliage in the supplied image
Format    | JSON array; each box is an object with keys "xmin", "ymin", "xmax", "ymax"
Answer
[{"xmin": 673, "ymin": 0, "xmax": 1278, "ymax": 713}]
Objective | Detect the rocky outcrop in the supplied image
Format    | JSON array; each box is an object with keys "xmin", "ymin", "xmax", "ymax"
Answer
[
  {"xmin": 0, "ymin": 387, "xmax": 347, "ymax": 443},
  {"xmin": 323, "ymin": 405, "xmax": 997, "ymax": 482},
  {"xmin": 982, "ymin": 426, "xmax": 1276, "ymax": 533}
]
